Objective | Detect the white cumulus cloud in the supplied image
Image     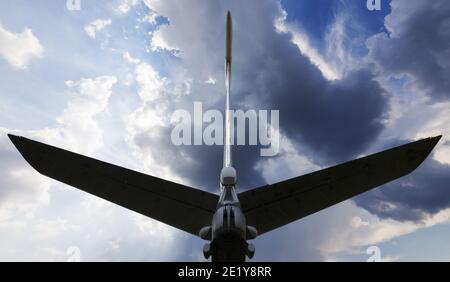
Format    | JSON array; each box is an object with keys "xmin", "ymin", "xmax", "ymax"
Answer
[{"xmin": 0, "ymin": 25, "xmax": 44, "ymax": 70}]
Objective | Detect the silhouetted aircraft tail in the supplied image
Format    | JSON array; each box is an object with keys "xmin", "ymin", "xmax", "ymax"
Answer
[
  {"xmin": 5, "ymin": 10, "xmax": 442, "ymax": 262},
  {"xmin": 8, "ymin": 134, "xmax": 441, "ymax": 238}
]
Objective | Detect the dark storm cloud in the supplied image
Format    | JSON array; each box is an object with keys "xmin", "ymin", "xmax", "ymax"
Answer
[
  {"xmin": 134, "ymin": 0, "xmax": 389, "ymax": 193},
  {"xmin": 226, "ymin": 2, "xmax": 389, "ymax": 166},
  {"xmin": 238, "ymin": 53, "xmax": 388, "ymax": 165},
  {"xmin": 367, "ymin": 0, "xmax": 450, "ymax": 100},
  {"xmin": 354, "ymin": 139, "xmax": 450, "ymax": 222}
]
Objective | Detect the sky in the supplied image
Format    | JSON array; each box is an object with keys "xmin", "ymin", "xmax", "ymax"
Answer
[{"xmin": 0, "ymin": 0, "xmax": 449, "ymax": 261}]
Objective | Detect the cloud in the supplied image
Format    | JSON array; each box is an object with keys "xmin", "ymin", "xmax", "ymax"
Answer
[
  {"xmin": 205, "ymin": 76, "xmax": 216, "ymax": 85},
  {"xmin": 414, "ymin": 101, "xmax": 450, "ymax": 165},
  {"xmin": 318, "ymin": 202, "xmax": 450, "ymax": 258},
  {"xmin": 0, "ymin": 130, "xmax": 51, "ymax": 216},
  {"xmin": 115, "ymin": 0, "xmax": 140, "ymax": 14},
  {"xmin": 84, "ymin": 19, "xmax": 112, "ymax": 39},
  {"xmin": 143, "ymin": 10, "xmax": 159, "ymax": 25},
  {"xmin": 125, "ymin": 62, "xmax": 181, "ymax": 181},
  {"xmin": 123, "ymin": 51, "xmax": 141, "ymax": 64},
  {"xmin": 0, "ymin": 25, "xmax": 44, "ymax": 70},
  {"xmin": 255, "ymin": 133, "xmax": 320, "ymax": 184},
  {"xmin": 150, "ymin": 25, "xmax": 180, "ymax": 53},
  {"xmin": 274, "ymin": 9, "xmax": 341, "ymax": 81},
  {"xmin": 367, "ymin": 0, "xmax": 450, "ymax": 100},
  {"xmin": 252, "ymin": 199, "xmax": 450, "ymax": 261},
  {"xmin": 46, "ymin": 76, "xmax": 117, "ymax": 154}
]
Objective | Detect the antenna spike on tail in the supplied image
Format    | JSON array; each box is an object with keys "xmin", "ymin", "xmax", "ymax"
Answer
[{"xmin": 224, "ymin": 11, "xmax": 233, "ymax": 168}]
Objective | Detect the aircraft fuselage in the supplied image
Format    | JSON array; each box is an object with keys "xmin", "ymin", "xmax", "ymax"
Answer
[{"xmin": 200, "ymin": 166, "xmax": 256, "ymax": 262}]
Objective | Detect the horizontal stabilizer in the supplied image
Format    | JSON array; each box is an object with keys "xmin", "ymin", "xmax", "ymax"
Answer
[
  {"xmin": 238, "ymin": 136, "xmax": 441, "ymax": 235},
  {"xmin": 8, "ymin": 134, "xmax": 219, "ymax": 236}
]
